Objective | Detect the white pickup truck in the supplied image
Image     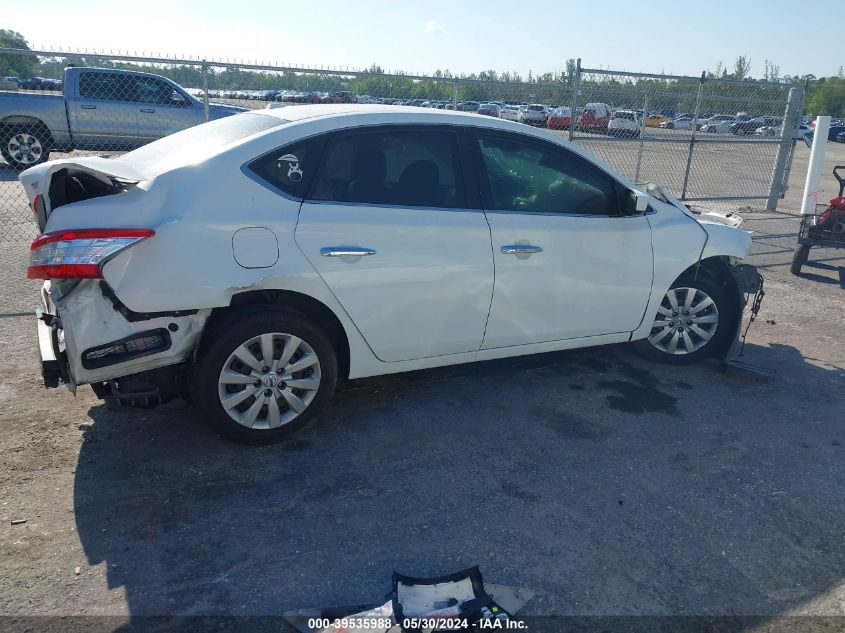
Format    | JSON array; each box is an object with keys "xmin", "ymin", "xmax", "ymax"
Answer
[{"xmin": 0, "ymin": 66, "xmax": 245, "ymax": 169}]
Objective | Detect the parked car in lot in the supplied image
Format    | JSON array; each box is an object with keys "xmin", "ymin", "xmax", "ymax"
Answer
[
  {"xmin": 644, "ymin": 114, "xmax": 670, "ymax": 128},
  {"xmin": 607, "ymin": 110, "xmax": 641, "ymax": 137},
  {"xmin": 756, "ymin": 121, "xmax": 812, "ymax": 140},
  {"xmin": 730, "ymin": 117, "xmax": 779, "ymax": 135},
  {"xmin": 577, "ymin": 102, "xmax": 611, "ymax": 131},
  {"xmin": 21, "ymin": 105, "xmax": 760, "ymax": 444},
  {"xmin": 499, "ymin": 105, "xmax": 522, "ymax": 122},
  {"xmin": 660, "ymin": 116, "xmax": 695, "ymax": 130},
  {"xmin": 519, "ymin": 104, "xmax": 549, "ymax": 126},
  {"xmin": 477, "ymin": 103, "xmax": 502, "ymax": 117},
  {"xmin": 799, "ymin": 125, "xmax": 845, "ymax": 142},
  {"xmin": 546, "ymin": 106, "xmax": 572, "ymax": 129},
  {"xmin": 0, "ymin": 66, "xmax": 246, "ymax": 169},
  {"xmin": 699, "ymin": 115, "xmax": 736, "ymax": 133},
  {"xmin": 18, "ymin": 76, "xmax": 61, "ymax": 91}
]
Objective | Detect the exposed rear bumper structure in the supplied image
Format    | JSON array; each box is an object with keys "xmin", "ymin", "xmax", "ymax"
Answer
[{"xmin": 35, "ymin": 280, "xmax": 210, "ymax": 391}]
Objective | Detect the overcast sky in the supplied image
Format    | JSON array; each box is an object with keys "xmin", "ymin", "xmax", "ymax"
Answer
[{"xmin": 4, "ymin": 0, "xmax": 841, "ymax": 78}]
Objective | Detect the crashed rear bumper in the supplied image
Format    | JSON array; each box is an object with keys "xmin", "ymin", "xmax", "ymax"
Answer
[
  {"xmin": 36, "ymin": 306, "xmax": 66, "ymax": 389},
  {"xmin": 37, "ymin": 280, "xmax": 210, "ymax": 388}
]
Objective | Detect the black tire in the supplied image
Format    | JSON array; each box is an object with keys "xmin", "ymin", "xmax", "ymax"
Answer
[
  {"xmin": 191, "ymin": 307, "xmax": 338, "ymax": 445},
  {"xmin": 790, "ymin": 244, "xmax": 810, "ymax": 275},
  {"xmin": 633, "ymin": 273, "xmax": 735, "ymax": 365},
  {"xmin": 0, "ymin": 124, "xmax": 51, "ymax": 170}
]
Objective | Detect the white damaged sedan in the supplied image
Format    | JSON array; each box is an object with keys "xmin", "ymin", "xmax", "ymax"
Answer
[{"xmin": 21, "ymin": 105, "xmax": 761, "ymax": 443}]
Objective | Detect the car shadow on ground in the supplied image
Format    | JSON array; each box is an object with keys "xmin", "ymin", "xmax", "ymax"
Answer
[{"xmin": 72, "ymin": 342, "xmax": 845, "ymax": 627}]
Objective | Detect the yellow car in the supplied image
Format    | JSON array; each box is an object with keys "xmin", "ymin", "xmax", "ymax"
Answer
[{"xmin": 644, "ymin": 114, "xmax": 671, "ymax": 128}]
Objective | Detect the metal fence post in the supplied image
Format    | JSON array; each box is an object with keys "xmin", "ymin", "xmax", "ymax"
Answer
[
  {"xmin": 766, "ymin": 86, "xmax": 802, "ymax": 211},
  {"xmin": 568, "ymin": 58, "xmax": 581, "ymax": 142},
  {"xmin": 201, "ymin": 60, "xmax": 210, "ymax": 122},
  {"xmin": 680, "ymin": 72, "xmax": 705, "ymax": 200},
  {"xmin": 453, "ymin": 79, "xmax": 458, "ymax": 110},
  {"xmin": 634, "ymin": 92, "xmax": 649, "ymax": 183},
  {"xmin": 778, "ymin": 80, "xmax": 809, "ymax": 195}
]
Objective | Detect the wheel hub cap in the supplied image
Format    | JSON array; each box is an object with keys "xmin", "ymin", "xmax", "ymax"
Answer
[
  {"xmin": 8, "ymin": 133, "xmax": 42, "ymax": 165},
  {"xmin": 647, "ymin": 287, "xmax": 719, "ymax": 355},
  {"xmin": 217, "ymin": 332, "xmax": 321, "ymax": 430}
]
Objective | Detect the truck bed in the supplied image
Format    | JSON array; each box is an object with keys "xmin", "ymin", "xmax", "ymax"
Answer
[{"xmin": 0, "ymin": 91, "xmax": 71, "ymax": 149}]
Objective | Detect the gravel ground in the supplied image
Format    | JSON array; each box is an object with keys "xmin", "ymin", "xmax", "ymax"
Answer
[{"xmin": 0, "ymin": 141, "xmax": 843, "ymax": 629}]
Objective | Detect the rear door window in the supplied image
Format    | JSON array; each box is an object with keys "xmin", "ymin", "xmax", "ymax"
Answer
[
  {"xmin": 310, "ymin": 127, "xmax": 465, "ymax": 208},
  {"xmin": 79, "ymin": 72, "xmax": 137, "ymax": 102}
]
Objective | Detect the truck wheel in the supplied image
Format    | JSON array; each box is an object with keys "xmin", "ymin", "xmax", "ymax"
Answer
[
  {"xmin": 1, "ymin": 125, "xmax": 51, "ymax": 170},
  {"xmin": 191, "ymin": 307, "xmax": 338, "ymax": 445},
  {"xmin": 790, "ymin": 244, "xmax": 809, "ymax": 275},
  {"xmin": 633, "ymin": 275, "xmax": 733, "ymax": 365}
]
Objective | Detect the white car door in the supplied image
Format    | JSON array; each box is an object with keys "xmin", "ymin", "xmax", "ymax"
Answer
[
  {"xmin": 473, "ymin": 131, "xmax": 654, "ymax": 348},
  {"xmin": 295, "ymin": 126, "xmax": 494, "ymax": 362}
]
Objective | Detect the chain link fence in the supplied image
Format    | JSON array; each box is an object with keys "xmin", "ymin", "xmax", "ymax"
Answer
[
  {"xmin": 570, "ymin": 64, "xmax": 806, "ymax": 210},
  {"xmin": 0, "ymin": 48, "xmax": 808, "ymax": 280}
]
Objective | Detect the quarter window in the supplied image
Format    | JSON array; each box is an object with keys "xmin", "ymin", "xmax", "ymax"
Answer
[
  {"xmin": 311, "ymin": 128, "xmax": 465, "ymax": 208},
  {"xmin": 247, "ymin": 136, "xmax": 323, "ymax": 199},
  {"xmin": 477, "ymin": 134, "xmax": 620, "ymax": 215}
]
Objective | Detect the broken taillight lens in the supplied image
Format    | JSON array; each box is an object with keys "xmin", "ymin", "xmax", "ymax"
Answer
[{"xmin": 27, "ymin": 228, "xmax": 155, "ymax": 280}]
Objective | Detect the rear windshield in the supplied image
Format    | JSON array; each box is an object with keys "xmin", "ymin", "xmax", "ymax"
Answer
[
  {"xmin": 120, "ymin": 113, "xmax": 286, "ymax": 175},
  {"xmin": 528, "ymin": 105, "xmax": 544, "ymax": 111},
  {"xmin": 614, "ymin": 112, "xmax": 635, "ymax": 120}
]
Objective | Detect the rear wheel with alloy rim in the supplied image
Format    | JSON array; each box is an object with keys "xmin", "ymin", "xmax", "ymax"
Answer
[
  {"xmin": 1, "ymin": 125, "xmax": 50, "ymax": 169},
  {"xmin": 633, "ymin": 276, "xmax": 733, "ymax": 364},
  {"xmin": 193, "ymin": 308, "xmax": 337, "ymax": 444}
]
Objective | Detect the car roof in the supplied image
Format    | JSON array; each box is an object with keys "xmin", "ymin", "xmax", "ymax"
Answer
[{"xmin": 250, "ymin": 104, "xmax": 530, "ymax": 128}]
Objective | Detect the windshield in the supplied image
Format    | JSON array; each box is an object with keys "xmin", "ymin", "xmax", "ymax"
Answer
[{"xmin": 120, "ymin": 113, "xmax": 287, "ymax": 175}]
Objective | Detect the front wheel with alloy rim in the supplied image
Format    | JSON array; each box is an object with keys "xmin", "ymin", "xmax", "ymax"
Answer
[
  {"xmin": 192, "ymin": 308, "xmax": 337, "ymax": 444},
  {"xmin": 1, "ymin": 125, "xmax": 51, "ymax": 170},
  {"xmin": 633, "ymin": 276, "xmax": 734, "ymax": 365}
]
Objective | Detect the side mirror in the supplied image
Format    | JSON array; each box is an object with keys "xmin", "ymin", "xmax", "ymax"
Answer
[{"xmin": 634, "ymin": 190, "xmax": 650, "ymax": 213}]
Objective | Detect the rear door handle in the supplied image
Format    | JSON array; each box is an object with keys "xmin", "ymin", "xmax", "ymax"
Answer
[
  {"xmin": 80, "ymin": 104, "xmax": 96, "ymax": 110},
  {"xmin": 320, "ymin": 247, "xmax": 377, "ymax": 257},
  {"xmin": 140, "ymin": 108, "xmax": 156, "ymax": 113},
  {"xmin": 501, "ymin": 244, "xmax": 543, "ymax": 255}
]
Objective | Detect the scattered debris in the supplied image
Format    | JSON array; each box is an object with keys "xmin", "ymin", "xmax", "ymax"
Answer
[
  {"xmin": 284, "ymin": 566, "xmax": 533, "ymax": 633},
  {"xmin": 10, "ymin": 518, "xmax": 26, "ymax": 526},
  {"xmin": 74, "ymin": 566, "xmax": 81, "ymax": 575}
]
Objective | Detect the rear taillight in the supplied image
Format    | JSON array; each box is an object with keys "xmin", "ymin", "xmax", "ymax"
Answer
[
  {"xmin": 32, "ymin": 194, "xmax": 45, "ymax": 216},
  {"xmin": 27, "ymin": 228, "xmax": 155, "ymax": 280}
]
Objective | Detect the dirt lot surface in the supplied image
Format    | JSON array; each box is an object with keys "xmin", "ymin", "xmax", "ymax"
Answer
[{"xmin": 0, "ymin": 141, "xmax": 843, "ymax": 629}]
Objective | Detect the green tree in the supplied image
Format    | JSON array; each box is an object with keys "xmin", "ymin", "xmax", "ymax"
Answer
[
  {"xmin": 732, "ymin": 55, "xmax": 751, "ymax": 80},
  {"xmin": 805, "ymin": 77, "xmax": 845, "ymax": 117},
  {"xmin": 0, "ymin": 29, "xmax": 39, "ymax": 79}
]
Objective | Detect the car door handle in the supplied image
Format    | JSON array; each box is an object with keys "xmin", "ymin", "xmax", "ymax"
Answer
[
  {"xmin": 80, "ymin": 104, "xmax": 96, "ymax": 110},
  {"xmin": 320, "ymin": 247, "xmax": 377, "ymax": 257},
  {"xmin": 501, "ymin": 244, "xmax": 543, "ymax": 255},
  {"xmin": 140, "ymin": 108, "xmax": 156, "ymax": 113}
]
